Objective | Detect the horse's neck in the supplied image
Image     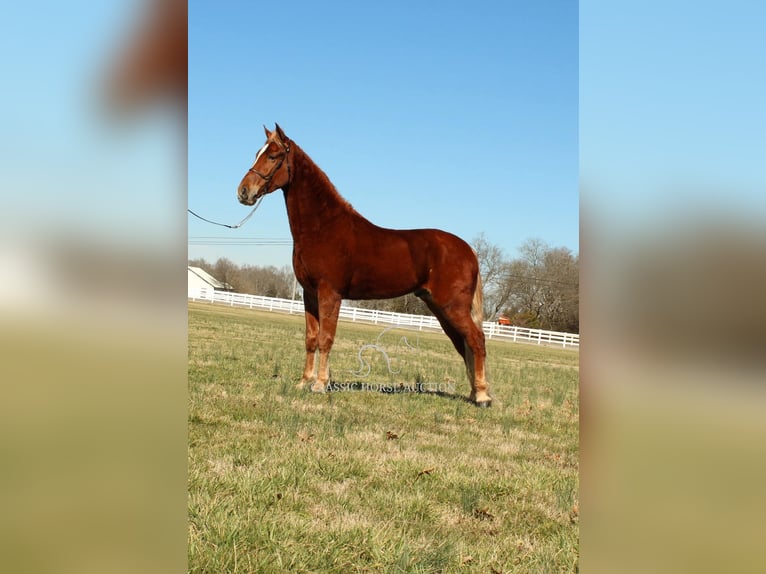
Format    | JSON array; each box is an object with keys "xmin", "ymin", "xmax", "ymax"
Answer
[{"xmin": 283, "ymin": 144, "xmax": 361, "ymax": 239}]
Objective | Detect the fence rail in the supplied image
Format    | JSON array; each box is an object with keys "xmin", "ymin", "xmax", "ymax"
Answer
[{"xmin": 189, "ymin": 288, "xmax": 579, "ymax": 350}]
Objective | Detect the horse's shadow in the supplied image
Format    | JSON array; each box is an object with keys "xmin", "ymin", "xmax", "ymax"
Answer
[{"xmin": 320, "ymin": 326, "xmax": 475, "ymax": 404}]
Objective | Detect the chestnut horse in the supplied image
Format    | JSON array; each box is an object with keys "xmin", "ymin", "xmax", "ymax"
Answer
[{"xmin": 238, "ymin": 124, "xmax": 492, "ymax": 406}]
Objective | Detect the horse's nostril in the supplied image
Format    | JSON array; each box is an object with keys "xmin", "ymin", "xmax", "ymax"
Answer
[{"xmin": 240, "ymin": 185, "xmax": 247, "ymax": 198}]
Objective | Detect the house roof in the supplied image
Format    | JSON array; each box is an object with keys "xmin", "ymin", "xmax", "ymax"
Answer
[{"xmin": 188, "ymin": 266, "xmax": 232, "ymax": 290}]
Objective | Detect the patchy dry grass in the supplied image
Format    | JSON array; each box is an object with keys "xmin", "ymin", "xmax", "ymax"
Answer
[{"xmin": 188, "ymin": 302, "xmax": 579, "ymax": 572}]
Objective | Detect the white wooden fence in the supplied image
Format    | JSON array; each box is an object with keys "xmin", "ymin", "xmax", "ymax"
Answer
[{"xmin": 189, "ymin": 288, "xmax": 579, "ymax": 350}]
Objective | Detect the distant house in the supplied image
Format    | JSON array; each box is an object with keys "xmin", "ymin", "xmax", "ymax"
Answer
[{"xmin": 188, "ymin": 266, "xmax": 233, "ymax": 298}]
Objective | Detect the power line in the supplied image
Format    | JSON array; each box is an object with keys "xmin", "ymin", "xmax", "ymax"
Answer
[{"xmin": 188, "ymin": 236, "xmax": 292, "ymax": 246}]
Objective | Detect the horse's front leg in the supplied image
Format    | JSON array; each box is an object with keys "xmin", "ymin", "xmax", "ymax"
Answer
[
  {"xmin": 312, "ymin": 287, "xmax": 342, "ymax": 393},
  {"xmin": 297, "ymin": 290, "xmax": 319, "ymax": 389}
]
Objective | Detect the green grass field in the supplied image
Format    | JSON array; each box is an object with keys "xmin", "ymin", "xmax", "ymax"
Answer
[{"xmin": 188, "ymin": 302, "xmax": 579, "ymax": 573}]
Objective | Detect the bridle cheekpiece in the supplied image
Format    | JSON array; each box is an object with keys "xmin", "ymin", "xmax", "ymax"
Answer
[{"xmin": 248, "ymin": 138, "xmax": 292, "ymax": 197}]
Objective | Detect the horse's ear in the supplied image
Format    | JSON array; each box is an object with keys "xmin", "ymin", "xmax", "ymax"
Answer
[
  {"xmin": 263, "ymin": 124, "xmax": 272, "ymax": 138},
  {"xmin": 274, "ymin": 123, "xmax": 287, "ymax": 142}
]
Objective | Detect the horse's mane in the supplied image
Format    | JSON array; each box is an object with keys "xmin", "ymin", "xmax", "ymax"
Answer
[{"xmin": 289, "ymin": 140, "xmax": 363, "ymax": 219}]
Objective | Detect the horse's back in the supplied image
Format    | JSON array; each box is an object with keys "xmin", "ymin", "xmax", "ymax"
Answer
[{"xmin": 400, "ymin": 227, "xmax": 478, "ymax": 271}]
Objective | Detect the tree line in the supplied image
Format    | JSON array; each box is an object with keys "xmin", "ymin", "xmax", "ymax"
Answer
[
  {"xmin": 189, "ymin": 235, "xmax": 578, "ymax": 334},
  {"xmin": 473, "ymin": 235, "xmax": 579, "ymax": 334},
  {"xmin": 189, "ymin": 257, "xmax": 297, "ymax": 300}
]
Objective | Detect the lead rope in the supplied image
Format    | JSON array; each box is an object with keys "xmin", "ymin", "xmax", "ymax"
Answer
[{"xmin": 187, "ymin": 195, "xmax": 264, "ymax": 229}]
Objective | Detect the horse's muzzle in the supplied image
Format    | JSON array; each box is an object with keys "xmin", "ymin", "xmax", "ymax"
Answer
[{"xmin": 238, "ymin": 184, "xmax": 256, "ymax": 205}]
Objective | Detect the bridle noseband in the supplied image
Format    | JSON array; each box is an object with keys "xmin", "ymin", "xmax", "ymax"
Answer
[{"xmin": 248, "ymin": 139, "xmax": 292, "ymax": 197}]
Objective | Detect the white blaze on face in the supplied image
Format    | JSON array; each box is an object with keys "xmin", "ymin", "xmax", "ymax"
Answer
[{"xmin": 253, "ymin": 142, "xmax": 269, "ymax": 165}]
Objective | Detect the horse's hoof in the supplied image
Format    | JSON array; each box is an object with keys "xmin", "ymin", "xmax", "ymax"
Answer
[
  {"xmin": 296, "ymin": 378, "xmax": 312, "ymax": 389},
  {"xmin": 310, "ymin": 384, "xmax": 327, "ymax": 393},
  {"xmin": 475, "ymin": 400, "xmax": 492, "ymax": 408}
]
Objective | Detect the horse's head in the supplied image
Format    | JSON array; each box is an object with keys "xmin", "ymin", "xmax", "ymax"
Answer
[{"xmin": 238, "ymin": 124, "xmax": 292, "ymax": 206}]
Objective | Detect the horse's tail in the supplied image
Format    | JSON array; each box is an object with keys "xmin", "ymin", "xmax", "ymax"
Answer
[{"xmin": 471, "ymin": 270, "xmax": 485, "ymax": 330}]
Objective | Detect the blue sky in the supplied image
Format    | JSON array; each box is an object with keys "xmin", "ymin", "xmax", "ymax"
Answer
[{"xmin": 188, "ymin": 0, "xmax": 578, "ymax": 268}]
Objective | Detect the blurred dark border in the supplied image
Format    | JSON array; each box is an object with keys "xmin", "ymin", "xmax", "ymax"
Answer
[
  {"xmin": 581, "ymin": 2, "xmax": 766, "ymax": 572},
  {"xmin": 1, "ymin": 1, "xmax": 188, "ymax": 572}
]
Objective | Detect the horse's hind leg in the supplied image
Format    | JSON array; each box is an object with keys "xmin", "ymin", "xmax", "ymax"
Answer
[
  {"xmin": 463, "ymin": 328, "xmax": 490, "ymax": 406},
  {"xmin": 422, "ymin": 296, "xmax": 491, "ymax": 407},
  {"xmin": 297, "ymin": 289, "xmax": 319, "ymax": 389},
  {"xmin": 451, "ymin": 312, "xmax": 491, "ymax": 406}
]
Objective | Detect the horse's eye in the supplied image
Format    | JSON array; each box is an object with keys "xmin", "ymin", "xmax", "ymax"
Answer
[{"xmin": 268, "ymin": 155, "xmax": 279, "ymax": 160}]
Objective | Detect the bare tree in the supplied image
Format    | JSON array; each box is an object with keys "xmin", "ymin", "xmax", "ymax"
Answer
[
  {"xmin": 499, "ymin": 239, "xmax": 579, "ymax": 332},
  {"xmin": 537, "ymin": 248, "xmax": 579, "ymax": 332},
  {"xmin": 212, "ymin": 257, "xmax": 239, "ymax": 291},
  {"xmin": 188, "ymin": 257, "xmax": 213, "ymax": 274},
  {"xmin": 471, "ymin": 233, "xmax": 510, "ymax": 319}
]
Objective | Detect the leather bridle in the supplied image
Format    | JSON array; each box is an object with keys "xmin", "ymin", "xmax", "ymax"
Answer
[{"xmin": 248, "ymin": 139, "xmax": 292, "ymax": 197}]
